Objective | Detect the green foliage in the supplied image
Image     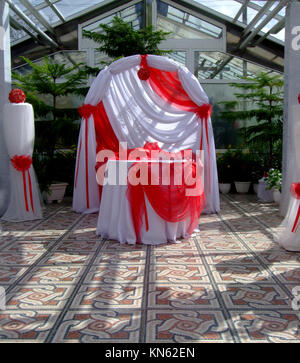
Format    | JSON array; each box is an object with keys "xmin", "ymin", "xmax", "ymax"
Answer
[
  {"xmin": 265, "ymin": 168, "xmax": 282, "ymax": 192},
  {"xmin": 216, "ymin": 148, "xmax": 235, "ymax": 183},
  {"xmin": 83, "ymin": 16, "xmax": 171, "ymax": 63},
  {"xmin": 219, "ymin": 72, "xmax": 284, "ymax": 170},
  {"xmin": 12, "ymin": 56, "xmax": 89, "ymax": 192}
]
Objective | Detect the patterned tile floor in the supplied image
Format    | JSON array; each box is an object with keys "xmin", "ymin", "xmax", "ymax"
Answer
[{"xmin": 0, "ymin": 194, "xmax": 299, "ymax": 343}]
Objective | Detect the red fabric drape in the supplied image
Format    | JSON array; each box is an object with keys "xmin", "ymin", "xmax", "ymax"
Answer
[
  {"xmin": 126, "ymin": 143, "xmax": 206, "ymax": 242},
  {"xmin": 77, "ymin": 101, "xmax": 120, "ymax": 205},
  {"xmin": 138, "ymin": 55, "xmax": 212, "ymax": 188}
]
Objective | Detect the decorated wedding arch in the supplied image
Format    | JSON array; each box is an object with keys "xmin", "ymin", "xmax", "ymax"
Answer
[{"xmin": 73, "ymin": 54, "xmax": 220, "ymax": 214}]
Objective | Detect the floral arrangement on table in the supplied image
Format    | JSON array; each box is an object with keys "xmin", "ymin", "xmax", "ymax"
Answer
[{"xmin": 265, "ymin": 168, "xmax": 282, "ymax": 192}]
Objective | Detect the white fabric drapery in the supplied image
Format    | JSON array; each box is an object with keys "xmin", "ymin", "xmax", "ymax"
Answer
[
  {"xmin": 276, "ymin": 105, "xmax": 300, "ymax": 251},
  {"xmin": 73, "ymin": 55, "xmax": 220, "ymax": 214},
  {"xmin": 1, "ymin": 103, "xmax": 43, "ymax": 221}
]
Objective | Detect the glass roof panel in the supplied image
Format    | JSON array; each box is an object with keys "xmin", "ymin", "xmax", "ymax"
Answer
[
  {"xmin": 54, "ymin": 0, "xmax": 108, "ymax": 19},
  {"xmin": 157, "ymin": 0, "xmax": 223, "ymax": 39}
]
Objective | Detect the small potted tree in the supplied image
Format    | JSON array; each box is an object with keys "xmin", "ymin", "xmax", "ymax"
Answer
[
  {"xmin": 265, "ymin": 168, "xmax": 282, "ymax": 204},
  {"xmin": 232, "ymin": 149, "xmax": 253, "ymax": 194},
  {"xmin": 216, "ymin": 148, "xmax": 234, "ymax": 194}
]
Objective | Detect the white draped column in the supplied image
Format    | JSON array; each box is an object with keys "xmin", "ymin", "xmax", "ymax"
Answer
[
  {"xmin": 0, "ymin": 0, "xmax": 11, "ymax": 216},
  {"xmin": 281, "ymin": 2, "xmax": 300, "ymax": 216}
]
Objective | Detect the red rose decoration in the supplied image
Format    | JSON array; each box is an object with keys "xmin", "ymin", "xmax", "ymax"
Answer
[
  {"xmin": 11, "ymin": 155, "xmax": 33, "ymax": 172},
  {"xmin": 9, "ymin": 89, "xmax": 26, "ymax": 104},
  {"xmin": 138, "ymin": 67, "xmax": 150, "ymax": 81}
]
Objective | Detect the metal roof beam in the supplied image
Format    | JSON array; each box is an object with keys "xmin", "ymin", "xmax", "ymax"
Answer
[
  {"xmin": 6, "ymin": 0, "xmax": 59, "ymax": 49},
  {"xmin": 233, "ymin": 0, "xmax": 250, "ymax": 23},
  {"xmin": 9, "ymin": 16, "xmax": 40, "ymax": 42},
  {"xmin": 18, "ymin": 0, "xmax": 54, "ymax": 33},
  {"xmin": 45, "ymin": 0, "xmax": 66, "ymax": 23},
  {"xmin": 252, "ymin": 17, "xmax": 286, "ymax": 47},
  {"xmin": 239, "ymin": 0, "xmax": 289, "ymax": 51},
  {"xmin": 242, "ymin": 1, "xmax": 274, "ymax": 36},
  {"xmin": 235, "ymin": 0, "xmax": 284, "ymax": 22}
]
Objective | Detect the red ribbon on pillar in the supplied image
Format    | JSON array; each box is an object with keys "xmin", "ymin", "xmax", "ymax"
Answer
[
  {"xmin": 290, "ymin": 183, "xmax": 300, "ymax": 233},
  {"xmin": 196, "ymin": 104, "xmax": 212, "ymax": 191},
  {"xmin": 11, "ymin": 155, "xmax": 33, "ymax": 213}
]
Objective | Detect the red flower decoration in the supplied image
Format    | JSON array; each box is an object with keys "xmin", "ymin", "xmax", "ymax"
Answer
[
  {"xmin": 9, "ymin": 89, "xmax": 26, "ymax": 104},
  {"xmin": 11, "ymin": 155, "xmax": 32, "ymax": 172},
  {"xmin": 298, "ymin": 94, "xmax": 300, "ymax": 104},
  {"xmin": 78, "ymin": 104, "xmax": 97, "ymax": 119},
  {"xmin": 138, "ymin": 67, "xmax": 150, "ymax": 81}
]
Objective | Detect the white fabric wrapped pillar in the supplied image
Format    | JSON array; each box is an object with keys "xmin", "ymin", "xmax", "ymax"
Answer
[
  {"xmin": 1, "ymin": 103, "xmax": 43, "ymax": 221},
  {"xmin": 0, "ymin": 1, "xmax": 11, "ymax": 216},
  {"xmin": 276, "ymin": 105, "xmax": 300, "ymax": 251}
]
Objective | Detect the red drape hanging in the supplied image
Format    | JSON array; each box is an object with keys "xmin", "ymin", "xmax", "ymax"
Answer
[
  {"xmin": 126, "ymin": 142, "xmax": 206, "ymax": 242},
  {"xmin": 77, "ymin": 101, "xmax": 120, "ymax": 205},
  {"xmin": 138, "ymin": 55, "xmax": 212, "ymax": 187}
]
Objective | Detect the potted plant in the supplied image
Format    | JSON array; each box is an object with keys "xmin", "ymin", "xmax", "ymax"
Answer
[
  {"xmin": 216, "ymin": 148, "xmax": 234, "ymax": 194},
  {"xmin": 13, "ymin": 56, "xmax": 89, "ymax": 203},
  {"xmin": 232, "ymin": 149, "xmax": 253, "ymax": 193},
  {"xmin": 265, "ymin": 168, "xmax": 282, "ymax": 204}
]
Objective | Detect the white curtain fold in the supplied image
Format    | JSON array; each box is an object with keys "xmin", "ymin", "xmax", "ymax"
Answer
[{"xmin": 73, "ymin": 55, "xmax": 220, "ymax": 214}]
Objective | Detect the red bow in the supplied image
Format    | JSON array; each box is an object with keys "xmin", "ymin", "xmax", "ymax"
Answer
[
  {"xmin": 196, "ymin": 104, "xmax": 212, "ymax": 121},
  {"xmin": 11, "ymin": 155, "xmax": 34, "ymax": 213},
  {"xmin": 78, "ymin": 104, "xmax": 97, "ymax": 120}
]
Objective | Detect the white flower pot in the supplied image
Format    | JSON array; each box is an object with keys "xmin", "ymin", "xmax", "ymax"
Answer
[
  {"xmin": 234, "ymin": 181, "xmax": 251, "ymax": 194},
  {"xmin": 273, "ymin": 189, "xmax": 281, "ymax": 204},
  {"xmin": 219, "ymin": 183, "xmax": 231, "ymax": 194},
  {"xmin": 253, "ymin": 183, "xmax": 258, "ymax": 194},
  {"xmin": 46, "ymin": 182, "xmax": 68, "ymax": 203}
]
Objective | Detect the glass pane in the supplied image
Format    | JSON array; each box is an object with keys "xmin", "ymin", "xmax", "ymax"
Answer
[
  {"xmin": 83, "ymin": 3, "xmax": 144, "ymax": 34},
  {"xmin": 167, "ymin": 51, "xmax": 187, "ymax": 67},
  {"xmin": 55, "ymin": 0, "xmax": 107, "ymax": 20},
  {"xmin": 202, "ymin": 83, "xmax": 241, "ymax": 148},
  {"xmin": 40, "ymin": 6, "xmax": 60, "ymax": 24},
  {"xmin": 157, "ymin": 0, "xmax": 223, "ymax": 39},
  {"xmin": 192, "ymin": 0, "xmax": 242, "ymax": 20}
]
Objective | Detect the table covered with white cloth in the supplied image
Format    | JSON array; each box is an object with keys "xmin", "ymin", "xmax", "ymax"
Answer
[{"xmin": 96, "ymin": 159, "xmax": 195, "ymax": 245}]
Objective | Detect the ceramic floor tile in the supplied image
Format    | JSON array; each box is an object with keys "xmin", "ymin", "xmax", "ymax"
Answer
[
  {"xmin": 0, "ymin": 266, "xmax": 29, "ymax": 285},
  {"xmin": 84, "ymin": 264, "xmax": 145, "ymax": 284},
  {"xmin": 0, "ymin": 251, "xmax": 44, "ymax": 266},
  {"xmin": 70, "ymin": 284, "xmax": 144, "ymax": 309},
  {"xmin": 0, "ymin": 310, "xmax": 60, "ymax": 342},
  {"xmin": 55, "ymin": 239, "xmax": 101, "ymax": 252},
  {"xmin": 38, "ymin": 251, "xmax": 94, "ymax": 265},
  {"xmin": 5, "ymin": 284, "xmax": 75, "ymax": 310},
  {"xmin": 150, "ymin": 250, "xmax": 202, "ymax": 265},
  {"xmin": 51, "ymin": 310, "xmax": 142, "ymax": 343},
  {"xmin": 230, "ymin": 310, "xmax": 300, "ymax": 343},
  {"xmin": 211, "ymin": 264, "xmax": 275, "ymax": 284},
  {"xmin": 269, "ymin": 265, "xmax": 300, "ymax": 284},
  {"xmin": 20, "ymin": 265, "xmax": 86, "ymax": 285},
  {"xmin": 149, "ymin": 265, "xmax": 210, "ymax": 283},
  {"xmin": 94, "ymin": 251, "xmax": 146, "ymax": 265},
  {"xmin": 146, "ymin": 310, "xmax": 233, "ymax": 343},
  {"xmin": 218, "ymin": 284, "xmax": 291, "ymax": 309},
  {"xmin": 148, "ymin": 284, "xmax": 220, "ymax": 309},
  {"xmin": 203, "ymin": 251, "xmax": 258, "ymax": 265}
]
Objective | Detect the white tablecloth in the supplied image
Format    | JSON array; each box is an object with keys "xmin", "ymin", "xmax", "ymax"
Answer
[{"xmin": 96, "ymin": 160, "xmax": 192, "ymax": 245}]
